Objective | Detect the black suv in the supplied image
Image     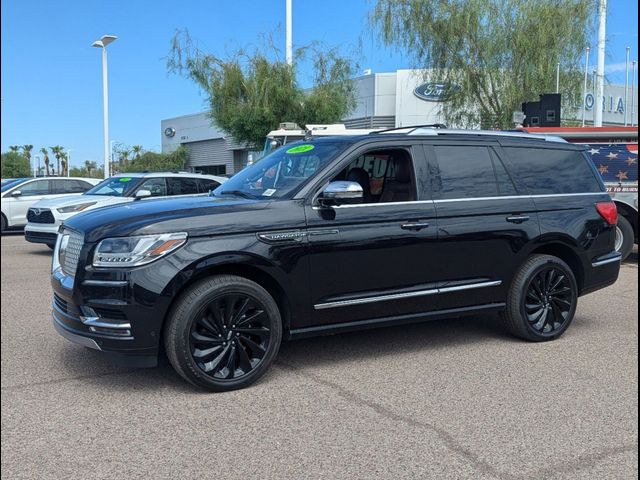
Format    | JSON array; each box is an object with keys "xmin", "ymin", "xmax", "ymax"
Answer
[{"xmin": 51, "ymin": 128, "xmax": 621, "ymax": 391}]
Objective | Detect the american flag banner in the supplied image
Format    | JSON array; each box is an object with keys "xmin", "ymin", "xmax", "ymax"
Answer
[{"xmin": 585, "ymin": 143, "xmax": 638, "ymax": 184}]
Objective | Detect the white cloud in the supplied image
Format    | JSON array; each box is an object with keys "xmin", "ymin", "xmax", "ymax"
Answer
[{"xmin": 605, "ymin": 62, "xmax": 630, "ymax": 74}]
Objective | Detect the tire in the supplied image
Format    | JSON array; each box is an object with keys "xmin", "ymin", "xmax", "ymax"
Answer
[
  {"xmin": 501, "ymin": 254, "xmax": 578, "ymax": 342},
  {"xmin": 164, "ymin": 275, "xmax": 282, "ymax": 392},
  {"xmin": 1, "ymin": 214, "xmax": 6, "ymax": 233},
  {"xmin": 615, "ymin": 215, "xmax": 635, "ymax": 262}
]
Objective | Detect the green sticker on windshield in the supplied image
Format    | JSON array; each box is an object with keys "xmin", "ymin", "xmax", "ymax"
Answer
[
  {"xmin": 286, "ymin": 144, "xmax": 315, "ymax": 154},
  {"xmin": 119, "ymin": 177, "xmax": 132, "ymax": 182}
]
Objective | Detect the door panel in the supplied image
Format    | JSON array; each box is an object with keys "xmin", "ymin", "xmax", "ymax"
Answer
[
  {"xmin": 427, "ymin": 142, "xmax": 540, "ymax": 309},
  {"xmin": 303, "ymin": 144, "xmax": 442, "ymax": 327},
  {"xmin": 7, "ymin": 179, "xmax": 52, "ymax": 226}
]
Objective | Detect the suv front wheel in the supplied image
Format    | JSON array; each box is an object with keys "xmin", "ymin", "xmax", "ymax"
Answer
[
  {"xmin": 501, "ymin": 255, "xmax": 578, "ymax": 342},
  {"xmin": 164, "ymin": 275, "xmax": 282, "ymax": 391}
]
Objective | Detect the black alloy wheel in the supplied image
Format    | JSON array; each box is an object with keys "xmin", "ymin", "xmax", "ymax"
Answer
[
  {"xmin": 190, "ymin": 293, "xmax": 271, "ymax": 380},
  {"xmin": 501, "ymin": 254, "xmax": 578, "ymax": 342},
  {"xmin": 165, "ymin": 275, "xmax": 282, "ymax": 391},
  {"xmin": 523, "ymin": 266, "xmax": 574, "ymax": 336}
]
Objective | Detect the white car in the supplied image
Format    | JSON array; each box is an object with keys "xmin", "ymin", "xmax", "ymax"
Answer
[
  {"xmin": 1, "ymin": 177, "xmax": 99, "ymax": 233},
  {"xmin": 24, "ymin": 172, "xmax": 227, "ymax": 247}
]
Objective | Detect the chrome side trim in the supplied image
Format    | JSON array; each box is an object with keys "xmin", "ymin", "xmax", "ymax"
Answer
[
  {"xmin": 439, "ymin": 280, "xmax": 502, "ymax": 293},
  {"xmin": 313, "ymin": 192, "xmax": 608, "ymax": 210},
  {"xmin": 591, "ymin": 253, "xmax": 622, "ymax": 267},
  {"xmin": 314, "ymin": 287, "xmax": 439, "ymax": 310},
  {"xmin": 52, "ymin": 315, "xmax": 102, "ymax": 351},
  {"xmin": 314, "ymin": 280, "xmax": 503, "ymax": 310},
  {"xmin": 82, "ymin": 279, "xmax": 129, "ymax": 287}
]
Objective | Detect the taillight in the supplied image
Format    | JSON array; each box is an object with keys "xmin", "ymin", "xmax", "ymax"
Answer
[{"xmin": 596, "ymin": 201, "xmax": 618, "ymax": 225}]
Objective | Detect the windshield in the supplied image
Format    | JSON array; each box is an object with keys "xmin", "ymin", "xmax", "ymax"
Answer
[
  {"xmin": 261, "ymin": 134, "xmax": 306, "ymax": 158},
  {"xmin": 215, "ymin": 141, "xmax": 345, "ymax": 199},
  {"xmin": 85, "ymin": 176, "xmax": 141, "ymax": 197},
  {"xmin": 1, "ymin": 178, "xmax": 28, "ymax": 193}
]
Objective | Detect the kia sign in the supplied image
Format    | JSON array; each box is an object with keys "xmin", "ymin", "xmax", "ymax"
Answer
[{"xmin": 413, "ymin": 82, "xmax": 458, "ymax": 102}]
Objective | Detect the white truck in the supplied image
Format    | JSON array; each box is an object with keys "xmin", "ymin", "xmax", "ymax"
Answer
[{"xmin": 525, "ymin": 127, "xmax": 638, "ymax": 260}]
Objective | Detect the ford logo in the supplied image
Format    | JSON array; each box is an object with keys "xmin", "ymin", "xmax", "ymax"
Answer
[{"xmin": 414, "ymin": 82, "xmax": 459, "ymax": 102}]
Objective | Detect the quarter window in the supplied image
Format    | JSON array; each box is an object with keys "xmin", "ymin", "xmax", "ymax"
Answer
[
  {"xmin": 167, "ymin": 177, "xmax": 199, "ymax": 195},
  {"xmin": 197, "ymin": 179, "xmax": 221, "ymax": 193},
  {"xmin": 433, "ymin": 146, "xmax": 517, "ymax": 199},
  {"xmin": 503, "ymin": 147, "xmax": 603, "ymax": 194}
]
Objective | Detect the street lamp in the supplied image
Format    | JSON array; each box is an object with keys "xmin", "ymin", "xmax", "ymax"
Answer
[{"xmin": 92, "ymin": 34, "xmax": 117, "ymax": 179}]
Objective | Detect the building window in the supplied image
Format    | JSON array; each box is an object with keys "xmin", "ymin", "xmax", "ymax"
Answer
[{"xmin": 196, "ymin": 165, "xmax": 227, "ymax": 176}]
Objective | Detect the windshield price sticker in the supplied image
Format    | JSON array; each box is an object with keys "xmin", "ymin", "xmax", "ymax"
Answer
[
  {"xmin": 262, "ymin": 189, "xmax": 277, "ymax": 197},
  {"xmin": 119, "ymin": 177, "xmax": 132, "ymax": 182},
  {"xmin": 286, "ymin": 144, "xmax": 315, "ymax": 154}
]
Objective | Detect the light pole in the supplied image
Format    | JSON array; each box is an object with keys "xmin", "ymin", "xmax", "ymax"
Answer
[
  {"xmin": 67, "ymin": 149, "xmax": 73, "ymax": 175},
  {"xmin": 624, "ymin": 47, "xmax": 630, "ymax": 126},
  {"xmin": 594, "ymin": 0, "xmax": 607, "ymax": 126},
  {"xmin": 286, "ymin": 0, "xmax": 292, "ymax": 65},
  {"xmin": 92, "ymin": 34, "xmax": 117, "ymax": 179},
  {"xmin": 582, "ymin": 47, "xmax": 590, "ymax": 127}
]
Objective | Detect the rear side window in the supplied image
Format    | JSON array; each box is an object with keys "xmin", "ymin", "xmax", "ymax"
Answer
[
  {"xmin": 53, "ymin": 179, "xmax": 92, "ymax": 194},
  {"xmin": 167, "ymin": 177, "xmax": 199, "ymax": 195},
  {"xmin": 503, "ymin": 147, "xmax": 603, "ymax": 194},
  {"xmin": 432, "ymin": 145, "xmax": 517, "ymax": 199},
  {"xmin": 197, "ymin": 179, "xmax": 221, "ymax": 193}
]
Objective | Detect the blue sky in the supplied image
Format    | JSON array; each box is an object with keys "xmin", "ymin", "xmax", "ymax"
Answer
[{"xmin": 1, "ymin": 0, "xmax": 638, "ymax": 167}]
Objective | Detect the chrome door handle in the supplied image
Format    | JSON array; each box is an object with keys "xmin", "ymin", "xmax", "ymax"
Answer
[
  {"xmin": 506, "ymin": 215, "xmax": 530, "ymax": 224},
  {"xmin": 401, "ymin": 222, "xmax": 430, "ymax": 231}
]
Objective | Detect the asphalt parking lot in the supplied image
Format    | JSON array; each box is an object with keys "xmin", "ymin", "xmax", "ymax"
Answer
[{"xmin": 1, "ymin": 232, "xmax": 637, "ymax": 480}]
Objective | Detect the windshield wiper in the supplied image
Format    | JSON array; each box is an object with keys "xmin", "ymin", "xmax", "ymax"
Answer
[{"xmin": 217, "ymin": 190, "xmax": 258, "ymax": 199}]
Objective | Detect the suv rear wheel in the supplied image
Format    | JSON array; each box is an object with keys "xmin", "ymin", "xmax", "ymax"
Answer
[
  {"xmin": 501, "ymin": 255, "xmax": 578, "ymax": 341},
  {"xmin": 164, "ymin": 275, "xmax": 282, "ymax": 391},
  {"xmin": 615, "ymin": 215, "xmax": 635, "ymax": 261}
]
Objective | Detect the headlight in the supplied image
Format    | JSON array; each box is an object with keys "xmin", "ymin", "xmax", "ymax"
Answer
[
  {"xmin": 93, "ymin": 232, "xmax": 188, "ymax": 268},
  {"xmin": 57, "ymin": 202, "xmax": 97, "ymax": 213}
]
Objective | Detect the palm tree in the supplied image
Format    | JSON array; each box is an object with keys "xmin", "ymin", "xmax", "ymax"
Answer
[
  {"xmin": 131, "ymin": 145, "xmax": 143, "ymax": 161},
  {"xmin": 9, "ymin": 145, "xmax": 20, "ymax": 153},
  {"xmin": 40, "ymin": 147, "xmax": 51, "ymax": 176},
  {"xmin": 22, "ymin": 145, "xmax": 33, "ymax": 169},
  {"xmin": 50, "ymin": 146, "xmax": 64, "ymax": 176},
  {"xmin": 84, "ymin": 160, "xmax": 97, "ymax": 177},
  {"xmin": 60, "ymin": 152, "xmax": 69, "ymax": 177},
  {"xmin": 119, "ymin": 149, "xmax": 130, "ymax": 170}
]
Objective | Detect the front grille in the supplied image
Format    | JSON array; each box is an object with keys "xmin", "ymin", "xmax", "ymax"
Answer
[
  {"xmin": 27, "ymin": 208, "xmax": 55, "ymax": 224},
  {"xmin": 61, "ymin": 231, "xmax": 84, "ymax": 277}
]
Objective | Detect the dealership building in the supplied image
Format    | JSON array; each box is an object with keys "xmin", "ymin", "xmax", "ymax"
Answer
[{"xmin": 161, "ymin": 69, "xmax": 638, "ymax": 175}]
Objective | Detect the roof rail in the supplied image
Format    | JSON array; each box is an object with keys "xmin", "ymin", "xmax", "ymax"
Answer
[
  {"xmin": 371, "ymin": 125, "xmax": 567, "ymax": 143},
  {"xmin": 372, "ymin": 124, "xmax": 448, "ymax": 134}
]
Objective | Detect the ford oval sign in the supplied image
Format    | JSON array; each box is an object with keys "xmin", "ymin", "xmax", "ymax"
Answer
[{"xmin": 414, "ymin": 82, "xmax": 457, "ymax": 102}]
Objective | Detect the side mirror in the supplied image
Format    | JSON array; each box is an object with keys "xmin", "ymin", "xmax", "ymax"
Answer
[
  {"xmin": 11, "ymin": 190, "xmax": 22, "ymax": 197},
  {"xmin": 318, "ymin": 181, "xmax": 363, "ymax": 207},
  {"xmin": 135, "ymin": 189, "xmax": 152, "ymax": 200}
]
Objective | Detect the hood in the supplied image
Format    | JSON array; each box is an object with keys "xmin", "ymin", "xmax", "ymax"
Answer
[
  {"xmin": 30, "ymin": 194, "xmax": 130, "ymax": 209},
  {"xmin": 64, "ymin": 195, "xmax": 306, "ymax": 243}
]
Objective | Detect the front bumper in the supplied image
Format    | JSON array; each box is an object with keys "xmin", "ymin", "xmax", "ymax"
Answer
[{"xmin": 25, "ymin": 230, "xmax": 58, "ymax": 246}]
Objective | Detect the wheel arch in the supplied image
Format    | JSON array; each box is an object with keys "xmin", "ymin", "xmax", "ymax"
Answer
[
  {"xmin": 161, "ymin": 254, "xmax": 293, "ymax": 336},
  {"xmin": 613, "ymin": 200, "xmax": 638, "ymax": 239},
  {"xmin": 528, "ymin": 241, "xmax": 585, "ymax": 293}
]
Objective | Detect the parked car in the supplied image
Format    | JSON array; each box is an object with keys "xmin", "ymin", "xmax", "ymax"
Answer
[
  {"xmin": 1, "ymin": 177, "xmax": 99, "ymax": 233},
  {"xmin": 51, "ymin": 128, "xmax": 621, "ymax": 391},
  {"xmin": 25, "ymin": 172, "xmax": 226, "ymax": 247}
]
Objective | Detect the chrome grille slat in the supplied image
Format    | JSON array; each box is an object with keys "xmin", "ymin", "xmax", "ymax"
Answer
[{"xmin": 61, "ymin": 231, "xmax": 84, "ymax": 277}]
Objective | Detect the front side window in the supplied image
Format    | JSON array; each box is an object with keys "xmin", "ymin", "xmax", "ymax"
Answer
[
  {"xmin": 328, "ymin": 148, "xmax": 417, "ymax": 203},
  {"xmin": 138, "ymin": 178, "xmax": 168, "ymax": 197},
  {"xmin": 86, "ymin": 177, "xmax": 141, "ymax": 197},
  {"xmin": 15, "ymin": 180, "xmax": 51, "ymax": 196},
  {"xmin": 198, "ymin": 179, "xmax": 221, "ymax": 193},
  {"xmin": 432, "ymin": 145, "xmax": 517, "ymax": 199},
  {"xmin": 213, "ymin": 141, "xmax": 346, "ymax": 199}
]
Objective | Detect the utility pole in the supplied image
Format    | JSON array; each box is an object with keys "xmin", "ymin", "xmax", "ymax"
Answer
[
  {"xmin": 285, "ymin": 0, "xmax": 293, "ymax": 66},
  {"xmin": 594, "ymin": 0, "xmax": 606, "ymax": 126}
]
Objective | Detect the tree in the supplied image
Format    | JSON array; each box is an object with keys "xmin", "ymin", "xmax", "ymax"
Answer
[
  {"xmin": 168, "ymin": 29, "xmax": 357, "ymax": 148},
  {"xmin": 9, "ymin": 145, "xmax": 20, "ymax": 153},
  {"xmin": 60, "ymin": 152, "xmax": 69, "ymax": 177},
  {"xmin": 1, "ymin": 151, "xmax": 31, "ymax": 178},
  {"xmin": 132, "ymin": 145, "xmax": 144, "ymax": 160},
  {"xmin": 22, "ymin": 145, "xmax": 33, "ymax": 164},
  {"xmin": 120, "ymin": 146, "xmax": 188, "ymax": 173},
  {"xmin": 371, "ymin": 0, "xmax": 594, "ymax": 128},
  {"xmin": 50, "ymin": 146, "xmax": 64, "ymax": 176},
  {"xmin": 40, "ymin": 147, "xmax": 51, "ymax": 176},
  {"xmin": 84, "ymin": 160, "xmax": 98, "ymax": 177}
]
